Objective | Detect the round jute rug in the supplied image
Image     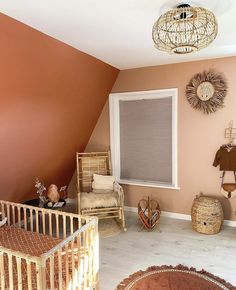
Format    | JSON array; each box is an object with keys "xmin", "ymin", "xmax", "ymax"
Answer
[
  {"xmin": 116, "ymin": 265, "xmax": 236, "ymax": 290},
  {"xmin": 98, "ymin": 218, "xmax": 122, "ymax": 238}
]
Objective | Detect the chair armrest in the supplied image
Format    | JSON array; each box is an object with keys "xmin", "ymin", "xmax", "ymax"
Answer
[
  {"xmin": 114, "ymin": 181, "xmax": 124, "ymax": 205},
  {"xmin": 114, "ymin": 181, "xmax": 122, "ymax": 192}
]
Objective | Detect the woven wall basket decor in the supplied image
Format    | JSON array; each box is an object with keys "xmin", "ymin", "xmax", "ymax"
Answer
[{"xmin": 186, "ymin": 70, "xmax": 227, "ymax": 114}]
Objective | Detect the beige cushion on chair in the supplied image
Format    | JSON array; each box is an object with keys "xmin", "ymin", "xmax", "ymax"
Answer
[
  {"xmin": 92, "ymin": 174, "xmax": 115, "ymax": 191},
  {"xmin": 80, "ymin": 191, "xmax": 118, "ymax": 210}
]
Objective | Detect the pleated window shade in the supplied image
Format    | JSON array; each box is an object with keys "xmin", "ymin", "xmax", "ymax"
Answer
[{"xmin": 119, "ymin": 97, "xmax": 172, "ymax": 184}]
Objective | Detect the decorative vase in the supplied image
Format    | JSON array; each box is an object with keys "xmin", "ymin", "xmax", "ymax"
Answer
[{"xmin": 47, "ymin": 184, "xmax": 60, "ymax": 203}]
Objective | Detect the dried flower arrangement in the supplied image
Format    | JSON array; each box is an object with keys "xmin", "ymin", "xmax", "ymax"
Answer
[
  {"xmin": 34, "ymin": 178, "xmax": 67, "ymax": 207},
  {"xmin": 35, "ymin": 178, "xmax": 46, "ymax": 196}
]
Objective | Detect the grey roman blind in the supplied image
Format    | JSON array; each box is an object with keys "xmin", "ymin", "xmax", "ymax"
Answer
[{"xmin": 119, "ymin": 97, "xmax": 172, "ymax": 184}]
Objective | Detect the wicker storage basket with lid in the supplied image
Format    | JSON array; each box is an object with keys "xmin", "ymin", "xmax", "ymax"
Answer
[{"xmin": 191, "ymin": 195, "xmax": 224, "ymax": 234}]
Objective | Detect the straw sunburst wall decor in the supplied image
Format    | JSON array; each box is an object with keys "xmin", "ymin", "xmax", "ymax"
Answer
[{"xmin": 186, "ymin": 70, "xmax": 227, "ymax": 114}]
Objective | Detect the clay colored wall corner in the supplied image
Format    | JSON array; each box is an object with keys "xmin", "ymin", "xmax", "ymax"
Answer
[
  {"xmin": 86, "ymin": 56, "xmax": 236, "ymax": 221},
  {"xmin": 0, "ymin": 13, "xmax": 119, "ymax": 202}
]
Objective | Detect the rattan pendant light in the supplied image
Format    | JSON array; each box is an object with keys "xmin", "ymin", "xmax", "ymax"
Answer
[{"xmin": 152, "ymin": 4, "xmax": 218, "ymax": 54}]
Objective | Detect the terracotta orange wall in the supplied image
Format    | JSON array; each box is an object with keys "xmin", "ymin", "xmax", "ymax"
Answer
[
  {"xmin": 86, "ymin": 56, "xmax": 236, "ymax": 220},
  {"xmin": 0, "ymin": 13, "xmax": 119, "ymax": 202}
]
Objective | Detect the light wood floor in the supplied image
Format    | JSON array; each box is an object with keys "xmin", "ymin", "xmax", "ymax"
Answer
[{"xmin": 99, "ymin": 211, "xmax": 236, "ymax": 290}]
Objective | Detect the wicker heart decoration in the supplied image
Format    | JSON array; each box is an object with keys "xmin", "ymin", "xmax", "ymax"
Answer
[{"xmin": 138, "ymin": 197, "xmax": 161, "ymax": 230}]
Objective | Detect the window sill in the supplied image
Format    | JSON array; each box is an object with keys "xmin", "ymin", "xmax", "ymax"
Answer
[{"xmin": 118, "ymin": 179, "xmax": 180, "ymax": 190}]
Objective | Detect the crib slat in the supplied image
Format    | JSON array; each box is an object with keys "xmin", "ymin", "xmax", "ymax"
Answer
[
  {"xmin": 42, "ymin": 212, "xmax": 46, "ymax": 234},
  {"xmin": 36, "ymin": 264, "xmax": 43, "ymax": 290},
  {"xmin": 27, "ymin": 261, "xmax": 32, "ymax": 290},
  {"xmin": 7, "ymin": 205, "xmax": 10, "ymax": 226},
  {"xmin": 93, "ymin": 223, "xmax": 99, "ymax": 287},
  {"xmin": 1, "ymin": 203, "xmax": 5, "ymax": 219},
  {"xmin": 50, "ymin": 256, "xmax": 55, "ymax": 290},
  {"xmin": 30, "ymin": 209, "xmax": 33, "ymax": 232},
  {"xmin": 63, "ymin": 215, "xmax": 66, "ymax": 239},
  {"xmin": 71, "ymin": 239, "xmax": 76, "ymax": 289},
  {"xmin": 90, "ymin": 227, "xmax": 94, "ymax": 287},
  {"xmin": 78, "ymin": 256, "xmax": 83, "ymax": 290},
  {"xmin": 70, "ymin": 216, "xmax": 73, "ymax": 235},
  {"xmin": 23, "ymin": 208, "xmax": 27, "ymax": 230},
  {"xmin": 36, "ymin": 210, "xmax": 39, "ymax": 233},
  {"xmin": 12, "ymin": 205, "xmax": 16, "ymax": 225},
  {"xmin": 8, "ymin": 253, "xmax": 13, "ymax": 290},
  {"xmin": 78, "ymin": 216, "xmax": 82, "ymax": 230},
  {"xmin": 78, "ymin": 264, "xmax": 82, "ymax": 290},
  {"xmin": 88, "ymin": 227, "xmax": 93, "ymax": 286},
  {"xmin": 56, "ymin": 214, "xmax": 59, "ymax": 238},
  {"xmin": 76, "ymin": 235, "xmax": 82, "ymax": 290},
  {"xmin": 17, "ymin": 206, "xmax": 21, "ymax": 227},
  {"xmin": 76, "ymin": 235, "xmax": 80, "ymax": 269},
  {"xmin": 41, "ymin": 262, "xmax": 47, "ymax": 290},
  {"xmin": 83, "ymin": 230, "xmax": 88, "ymax": 289},
  {"xmin": 49, "ymin": 213, "xmax": 52, "ymax": 236},
  {"xmin": 0, "ymin": 252, "xmax": 5, "ymax": 290},
  {"xmin": 16, "ymin": 257, "xmax": 22, "ymax": 290},
  {"xmin": 65, "ymin": 243, "xmax": 69, "ymax": 289},
  {"xmin": 58, "ymin": 249, "xmax": 63, "ymax": 290}
]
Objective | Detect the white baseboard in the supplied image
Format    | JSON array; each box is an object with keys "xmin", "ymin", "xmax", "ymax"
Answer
[
  {"xmin": 124, "ymin": 206, "xmax": 236, "ymax": 228},
  {"xmin": 161, "ymin": 211, "xmax": 191, "ymax": 221},
  {"xmin": 223, "ymin": 220, "xmax": 236, "ymax": 227},
  {"xmin": 124, "ymin": 206, "xmax": 137, "ymax": 213}
]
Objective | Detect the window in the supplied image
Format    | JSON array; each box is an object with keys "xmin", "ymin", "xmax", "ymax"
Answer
[{"xmin": 109, "ymin": 89, "xmax": 178, "ymax": 189}]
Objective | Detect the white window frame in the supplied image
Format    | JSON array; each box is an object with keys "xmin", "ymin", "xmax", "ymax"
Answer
[{"xmin": 109, "ymin": 88, "xmax": 178, "ymax": 189}]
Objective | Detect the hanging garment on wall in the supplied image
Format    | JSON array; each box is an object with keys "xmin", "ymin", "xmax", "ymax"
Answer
[
  {"xmin": 213, "ymin": 145, "xmax": 236, "ymax": 171},
  {"xmin": 220, "ymin": 171, "xmax": 236, "ymax": 199}
]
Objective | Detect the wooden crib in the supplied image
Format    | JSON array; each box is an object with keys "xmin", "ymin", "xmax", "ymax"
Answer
[{"xmin": 0, "ymin": 200, "xmax": 99, "ymax": 290}]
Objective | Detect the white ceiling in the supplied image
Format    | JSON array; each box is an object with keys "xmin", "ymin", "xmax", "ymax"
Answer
[{"xmin": 0, "ymin": 0, "xmax": 236, "ymax": 69}]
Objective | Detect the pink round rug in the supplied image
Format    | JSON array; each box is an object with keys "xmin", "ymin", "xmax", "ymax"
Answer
[{"xmin": 116, "ymin": 265, "xmax": 236, "ymax": 290}]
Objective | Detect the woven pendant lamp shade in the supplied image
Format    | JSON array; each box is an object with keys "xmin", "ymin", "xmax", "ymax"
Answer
[{"xmin": 152, "ymin": 4, "xmax": 218, "ymax": 54}]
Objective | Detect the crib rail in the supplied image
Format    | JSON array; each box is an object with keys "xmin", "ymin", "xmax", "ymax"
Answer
[
  {"xmin": 0, "ymin": 200, "xmax": 91, "ymax": 237},
  {"xmin": 41, "ymin": 218, "xmax": 98, "ymax": 289},
  {"xmin": 0, "ymin": 200, "xmax": 99, "ymax": 289},
  {"xmin": 0, "ymin": 246, "xmax": 41, "ymax": 290}
]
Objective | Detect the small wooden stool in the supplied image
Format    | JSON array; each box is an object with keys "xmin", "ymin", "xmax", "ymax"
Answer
[{"xmin": 138, "ymin": 197, "xmax": 161, "ymax": 231}]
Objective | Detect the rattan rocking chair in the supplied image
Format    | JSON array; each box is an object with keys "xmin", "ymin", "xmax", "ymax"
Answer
[{"xmin": 76, "ymin": 152, "xmax": 126, "ymax": 231}]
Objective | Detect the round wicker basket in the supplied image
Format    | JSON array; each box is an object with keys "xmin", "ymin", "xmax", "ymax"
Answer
[{"xmin": 191, "ymin": 196, "xmax": 224, "ymax": 235}]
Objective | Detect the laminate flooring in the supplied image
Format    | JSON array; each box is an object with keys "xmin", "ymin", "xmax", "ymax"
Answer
[{"xmin": 99, "ymin": 211, "xmax": 236, "ymax": 290}]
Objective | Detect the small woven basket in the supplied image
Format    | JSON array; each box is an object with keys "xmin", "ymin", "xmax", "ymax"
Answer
[{"xmin": 191, "ymin": 196, "xmax": 224, "ymax": 235}]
